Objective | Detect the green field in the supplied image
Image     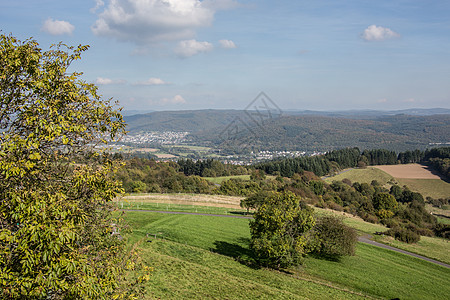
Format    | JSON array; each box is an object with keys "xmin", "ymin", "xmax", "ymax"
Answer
[
  {"xmin": 118, "ymin": 201, "xmax": 248, "ymax": 215},
  {"xmin": 323, "ymin": 167, "xmax": 394, "ymax": 185},
  {"xmin": 396, "ymin": 178, "xmax": 450, "ymax": 199},
  {"xmin": 313, "ymin": 207, "xmax": 450, "ymax": 264},
  {"xmin": 204, "ymin": 175, "xmax": 251, "ymax": 184},
  {"xmin": 123, "ymin": 211, "xmax": 450, "ymax": 299}
]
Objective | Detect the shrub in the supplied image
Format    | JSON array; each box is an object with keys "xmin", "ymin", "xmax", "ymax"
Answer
[
  {"xmin": 312, "ymin": 216, "xmax": 358, "ymax": 258},
  {"xmin": 385, "ymin": 227, "xmax": 420, "ymax": 243}
]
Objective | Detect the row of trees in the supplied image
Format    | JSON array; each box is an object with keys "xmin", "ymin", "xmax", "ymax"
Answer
[{"xmin": 255, "ymin": 147, "xmax": 450, "ymax": 178}]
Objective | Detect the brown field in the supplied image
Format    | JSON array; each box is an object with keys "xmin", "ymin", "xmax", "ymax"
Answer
[
  {"xmin": 122, "ymin": 193, "xmax": 244, "ymax": 209},
  {"xmin": 131, "ymin": 148, "xmax": 158, "ymax": 153},
  {"xmin": 373, "ymin": 164, "xmax": 441, "ymax": 179},
  {"xmin": 154, "ymin": 153, "xmax": 176, "ymax": 158}
]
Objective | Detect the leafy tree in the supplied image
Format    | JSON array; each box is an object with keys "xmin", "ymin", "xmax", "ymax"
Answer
[
  {"xmin": 240, "ymin": 190, "xmax": 272, "ymax": 213},
  {"xmin": 0, "ymin": 34, "xmax": 149, "ymax": 299},
  {"xmin": 249, "ymin": 191, "xmax": 315, "ymax": 268},
  {"xmin": 312, "ymin": 216, "xmax": 358, "ymax": 258},
  {"xmin": 373, "ymin": 193, "xmax": 398, "ymax": 219}
]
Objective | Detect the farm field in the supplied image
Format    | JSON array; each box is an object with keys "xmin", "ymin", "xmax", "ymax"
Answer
[
  {"xmin": 373, "ymin": 164, "xmax": 441, "ymax": 179},
  {"xmin": 325, "ymin": 164, "xmax": 450, "ymax": 199},
  {"xmin": 123, "ymin": 210, "xmax": 450, "ymax": 299},
  {"xmin": 120, "ymin": 193, "xmax": 244, "ymax": 209}
]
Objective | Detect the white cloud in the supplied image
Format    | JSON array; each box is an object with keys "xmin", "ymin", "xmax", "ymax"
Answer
[
  {"xmin": 92, "ymin": 0, "xmax": 216, "ymax": 44},
  {"xmin": 219, "ymin": 39, "xmax": 237, "ymax": 49},
  {"xmin": 90, "ymin": 0, "xmax": 105, "ymax": 13},
  {"xmin": 41, "ymin": 18, "xmax": 75, "ymax": 35},
  {"xmin": 96, "ymin": 77, "xmax": 126, "ymax": 85},
  {"xmin": 403, "ymin": 98, "xmax": 416, "ymax": 103},
  {"xmin": 175, "ymin": 39, "xmax": 213, "ymax": 57},
  {"xmin": 361, "ymin": 25, "xmax": 400, "ymax": 41},
  {"xmin": 135, "ymin": 77, "xmax": 169, "ymax": 85},
  {"xmin": 161, "ymin": 94, "xmax": 186, "ymax": 104}
]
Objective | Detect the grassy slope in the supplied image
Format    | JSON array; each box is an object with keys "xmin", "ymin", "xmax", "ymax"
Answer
[
  {"xmin": 314, "ymin": 207, "xmax": 450, "ymax": 264},
  {"xmin": 124, "ymin": 211, "xmax": 450, "ymax": 300},
  {"xmin": 121, "ymin": 194, "xmax": 450, "ymax": 264},
  {"xmin": 203, "ymin": 175, "xmax": 251, "ymax": 184},
  {"xmin": 396, "ymin": 178, "xmax": 450, "ymax": 199},
  {"xmin": 323, "ymin": 167, "xmax": 394, "ymax": 185}
]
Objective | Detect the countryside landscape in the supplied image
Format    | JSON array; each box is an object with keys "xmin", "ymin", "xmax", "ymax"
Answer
[{"xmin": 2, "ymin": 1, "xmax": 450, "ymax": 300}]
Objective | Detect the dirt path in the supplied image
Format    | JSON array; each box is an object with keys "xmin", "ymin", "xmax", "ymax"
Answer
[{"xmin": 123, "ymin": 209, "xmax": 449, "ymax": 268}]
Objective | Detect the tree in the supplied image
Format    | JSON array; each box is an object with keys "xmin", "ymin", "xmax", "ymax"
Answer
[
  {"xmin": 0, "ymin": 34, "xmax": 149, "ymax": 299},
  {"xmin": 312, "ymin": 216, "xmax": 358, "ymax": 258},
  {"xmin": 249, "ymin": 191, "xmax": 315, "ymax": 268},
  {"xmin": 240, "ymin": 190, "xmax": 272, "ymax": 213},
  {"xmin": 373, "ymin": 193, "xmax": 398, "ymax": 219}
]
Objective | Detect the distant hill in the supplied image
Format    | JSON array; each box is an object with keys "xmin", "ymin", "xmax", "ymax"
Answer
[
  {"xmin": 124, "ymin": 110, "xmax": 251, "ymax": 133},
  {"xmin": 123, "ymin": 109, "xmax": 450, "ymax": 152}
]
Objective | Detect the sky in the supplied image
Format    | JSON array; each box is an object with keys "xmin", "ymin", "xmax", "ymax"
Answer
[{"xmin": 1, "ymin": 0, "xmax": 450, "ymax": 111}]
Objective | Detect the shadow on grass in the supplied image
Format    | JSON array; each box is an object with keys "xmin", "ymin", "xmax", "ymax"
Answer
[
  {"xmin": 228, "ymin": 211, "xmax": 254, "ymax": 216},
  {"xmin": 212, "ymin": 238, "xmax": 260, "ymax": 269}
]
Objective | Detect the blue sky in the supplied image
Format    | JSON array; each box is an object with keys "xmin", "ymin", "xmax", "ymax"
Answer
[{"xmin": 1, "ymin": 0, "xmax": 449, "ymax": 111}]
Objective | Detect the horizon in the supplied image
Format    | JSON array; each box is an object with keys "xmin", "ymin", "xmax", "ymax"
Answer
[{"xmin": 2, "ymin": 1, "xmax": 450, "ymax": 111}]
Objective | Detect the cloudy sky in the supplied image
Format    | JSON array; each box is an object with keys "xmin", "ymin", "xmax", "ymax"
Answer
[{"xmin": 1, "ymin": 0, "xmax": 449, "ymax": 111}]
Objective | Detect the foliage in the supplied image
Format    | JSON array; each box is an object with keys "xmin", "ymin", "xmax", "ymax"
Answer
[
  {"xmin": 385, "ymin": 227, "xmax": 421, "ymax": 244},
  {"xmin": 249, "ymin": 191, "xmax": 315, "ymax": 268},
  {"xmin": 373, "ymin": 193, "xmax": 398, "ymax": 219},
  {"xmin": 0, "ymin": 34, "xmax": 148, "ymax": 299},
  {"xmin": 312, "ymin": 216, "xmax": 358, "ymax": 258}
]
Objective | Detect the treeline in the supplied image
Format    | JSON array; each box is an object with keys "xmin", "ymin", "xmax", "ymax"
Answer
[
  {"xmin": 177, "ymin": 158, "xmax": 248, "ymax": 177},
  {"xmin": 255, "ymin": 147, "xmax": 450, "ymax": 178}
]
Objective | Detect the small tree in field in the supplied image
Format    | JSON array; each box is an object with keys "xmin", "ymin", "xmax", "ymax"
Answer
[
  {"xmin": 312, "ymin": 216, "xmax": 358, "ymax": 258},
  {"xmin": 249, "ymin": 191, "xmax": 315, "ymax": 268},
  {"xmin": 0, "ymin": 34, "xmax": 149, "ymax": 299}
]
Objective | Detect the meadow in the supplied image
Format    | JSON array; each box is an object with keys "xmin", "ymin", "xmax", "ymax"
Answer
[
  {"xmin": 121, "ymin": 194, "xmax": 450, "ymax": 264},
  {"xmin": 323, "ymin": 167, "xmax": 394, "ymax": 185},
  {"xmin": 123, "ymin": 210, "xmax": 450, "ymax": 299}
]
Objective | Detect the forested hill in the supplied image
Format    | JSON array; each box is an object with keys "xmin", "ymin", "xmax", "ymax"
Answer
[
  {"xmin": 124, "ymin": 109, "xmax": 251, "ymax": 133},
  {"xmin": 192, "ymin": 114, "xmax": 450, "ymax": 152},
  {"xmin": 124, "ymin": 109, "xmax": 450, "ymax": 152}
]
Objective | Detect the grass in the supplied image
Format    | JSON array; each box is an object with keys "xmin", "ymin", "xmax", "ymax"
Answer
[
  {"xmin": 118, "ymin": 201, "xmax": 248, "ymax": 215},
  {"xmin": 203, "ymin": 175, "xmax": 251, "ymax": 184},
  {"xmin": 313, "ymin": 206, "xmax": 450, "ymax": 264},
  {"xmin": 123, "ymin": 211, "xmax": 450, "ymax": 299},
  {"xmin": 323, "ymin": 167, "xmax": 394, "ymax": 185},
  {"xmin": 396, "ymin": 178, "xmax": 450, "ymax": 199}
]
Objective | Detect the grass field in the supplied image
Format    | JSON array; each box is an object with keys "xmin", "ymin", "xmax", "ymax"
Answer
[
  {"xmin": 396, "ymin": 178, "xmax": 450, "ymax": 199},
  {"xmin": 313, "ymin": 206, "xmax": 450, "ymax": 264},
  {"xmin": 120, "ymin": 193, "xmax": 450, "ymax": 264},
  {"xmin": 123, "ymin": 211, "xmax": 450, "ymax": 299},
  {"xmin": 323, "ymin": 167, "xmax": 394, "ymax": 185},
  {"xmin": 203, "ymin": 175, "xmax": 251, "ymax": 184}
]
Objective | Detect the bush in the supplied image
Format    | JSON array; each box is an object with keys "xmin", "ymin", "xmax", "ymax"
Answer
[
  {"xmin": 360, "ymin": 213, "xmax": 379, "ymax": 224},
  {"xmin": 385, "ymin": 227, "xmax": 420, "ymax": 243},
  {"xmin": 434, "ymin": 223, "xmax": 450, "ymax": 239},
  {"xmin": 312, "ymin": 216, "xmax": 358, "ymax": 258}
]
